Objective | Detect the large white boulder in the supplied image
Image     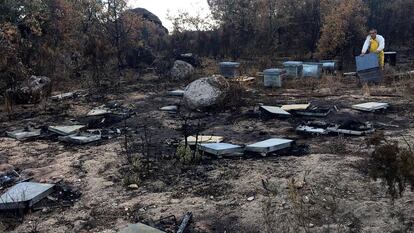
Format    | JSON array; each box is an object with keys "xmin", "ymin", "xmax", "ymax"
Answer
[
  {"xmin": 183, "ymin": 76, "xmax": 229, "ymax": 110},
  {"xmin": 171, "ymin": 60, "xmax": 194, "ymax": 80}
]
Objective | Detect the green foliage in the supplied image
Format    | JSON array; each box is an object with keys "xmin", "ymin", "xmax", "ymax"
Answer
[
  {"xmin": 122, "ymin": 172, "xmax": 141, "ymax": 187},
  {"xmin": 177, "ymin": 144, "xmax": 201, "ymax": 165},
  {"xmin": 122, "ymin": 151, "xmax": 145, "ymax": 186}
]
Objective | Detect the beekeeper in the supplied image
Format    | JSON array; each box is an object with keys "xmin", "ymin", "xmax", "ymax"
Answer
[{"xmin": 361, "ymin": 29, "xmax": 385, "ymax": 69}]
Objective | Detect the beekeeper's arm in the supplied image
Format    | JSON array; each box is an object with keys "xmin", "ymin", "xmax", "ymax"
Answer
[
  {"xmin": 361, "ymin": 36, "xmax": 371, "ymax": 55},
  {"xmin": 376, "ymin": 35, "xmax": 385, "ymax": 52}
]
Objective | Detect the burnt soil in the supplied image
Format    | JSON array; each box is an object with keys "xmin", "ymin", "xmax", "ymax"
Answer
[{"xmin": 1, "ymin": 73, "xmax": 414, "ymax": 233}]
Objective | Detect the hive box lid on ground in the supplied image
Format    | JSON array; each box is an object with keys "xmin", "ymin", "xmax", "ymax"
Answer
[
  {"xmin": 186, "ymin": 136, "xmax": 224, "ymax": 145},
  {"xmin": 48, "ymin": 125, "xmax": 86, "ymax": 136},
  {"xmin": 260, "ymin": 106, "xmax": 291, "ymax": 116},
  {"xmin": 355, "ymin": 54, "xmax": 379, "ymax": 72},
  {"xmin": 292, "ymin": 106, "xmax": 332, "ymax": 117},
  {"xmin": 198, "ymin": 143, "xmax": 243, "ymax": 156},
  {"xmin": 231, "ymin": 76, "xmax": 256, "ymax": 83},
  {"xmin": 51, "ymin": 92, "xmax": 76, "ymax": 101},
  {"xmin": 327, "ymin": 126, "xmax": 375, "ymax": 136},
  {"xmin": 58, "ymin": 133, "xmax": 102, "ymax": 144},
  {"xmin": 0, "ymin": 182, "xmax": 55, "ymax": 210},
  {"xmin": 6, "ymin": 129, "xmax": 41, "ymax": 140},
  {"xmin": 296, "ymin": 125, "xmax": 328, "ymax": 135},
  {"xmin": 352, "ymin": 102, "xmax": 389, "ymax": 112},
  {"xmin": 327, "ymin": 121, "xmax": 375, "ymax": 135},
  {"xmin": 118, "ymin": 223, "xmax": 166, "ymax": 233},
  {"xmin": 281, "ymin": 104, "xmax": 310, "ymax": 111},
  {"xmin": 245, "ymin": 138, "xmax": 294, "ymax": 153},
  {"xmin": 87, "ymin": 108, "xmax": 112, "ymax": 116},
  {"xmin": 160, "ymin": 106, "xmax": 178, "ymax": 112},
  {"xmin": 167, "ymin": 90, "xmax": 185, "ymax": 96}
]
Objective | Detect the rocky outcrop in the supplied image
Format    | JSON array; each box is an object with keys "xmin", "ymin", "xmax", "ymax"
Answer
[
  {"xmin": 121, "ymin": 8, "xmax": 169, "ymax": 69},
  {"xmin": 128, "ymin": 8, "xmax": 168, "ymax": 33}
]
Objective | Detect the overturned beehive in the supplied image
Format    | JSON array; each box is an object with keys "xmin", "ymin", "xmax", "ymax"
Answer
[{"xmin": 5, "ymin": 75, "xmax": 52, "ymax": 112}]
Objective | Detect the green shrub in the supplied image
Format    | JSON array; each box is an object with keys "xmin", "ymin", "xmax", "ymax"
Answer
[{"xmin": 177, "ymin": 144, "xmax": 201, "ymax": 165}]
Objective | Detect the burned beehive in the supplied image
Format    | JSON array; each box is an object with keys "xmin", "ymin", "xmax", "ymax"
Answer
[{"xmin": 4, "ymin": 76, "xmax": 52, "ymax": 113}]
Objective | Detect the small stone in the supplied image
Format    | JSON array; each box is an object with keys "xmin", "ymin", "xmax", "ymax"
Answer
[
  {"xmin": 151, "ymin": 180, "xmax": 166, "ymax": 192},
  {"xmin": 73, "ymin": 220, "xmax": 87, "ymax": 232},
  {"xmin": 170, "ymin": 199, "xmax": 181, "ymax": 204},
  {"xmin": 281, "ymin": 201, "xmax": 289, "ymax": 209},
  {"xmin": 128, "ymin": 184, "xmax": 139, "ymax": 189},
  {"xmin": 103, "ymin": 181, "xmax": 114, "ymax": 187},
  {"xmin": 247, "ymin": 196, "xmax": 255, "ymax": 202},
  {"xmin": 294, "ymin": 181, "xmax": 305, "ymax": 189},
  {"xmin": 210, "ymin": 196, "xmax": 214, "ymax": 200},
  {"xmin": 308, "ymin": 223, "xmax": 314, "ymax": 228}
]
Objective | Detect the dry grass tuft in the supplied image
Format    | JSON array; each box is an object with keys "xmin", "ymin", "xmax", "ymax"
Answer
[
  {"xmin": 369, "ymin": 141, "xmax": 414, "ymax": 199},
  {"xmin": 327, "ymin": 136, "xmax": 348, "ymax": 155}
]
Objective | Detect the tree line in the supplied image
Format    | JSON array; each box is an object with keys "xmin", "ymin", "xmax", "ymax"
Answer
[
  {"xmin": 0, "ymin": 0, "xmax": 167, "ymax": 92},
  {"xmin": 1, "ymin": 0, "xmax": 413, "ymax": 92},
  {"xmin": 171, "ymin": 0, "xmax": 414, "ymax": 60}
]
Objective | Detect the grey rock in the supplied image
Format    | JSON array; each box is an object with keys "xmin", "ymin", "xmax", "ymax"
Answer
[
  {"xmin": 73, "ymin": 220, "xmax": 87, "ymax": 232},
  {"xmin": 171, "ymin": 60, "xmax": 194, "ymax": 80},
  {"xmin": 183, "ymin": 76, "xmax": 229, "ymax": 110}
]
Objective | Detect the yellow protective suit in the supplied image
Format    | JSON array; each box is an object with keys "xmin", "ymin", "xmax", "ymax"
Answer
[{"xmin": 370, "ymin": 38, "xmax": 385, "ymax": 69}]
